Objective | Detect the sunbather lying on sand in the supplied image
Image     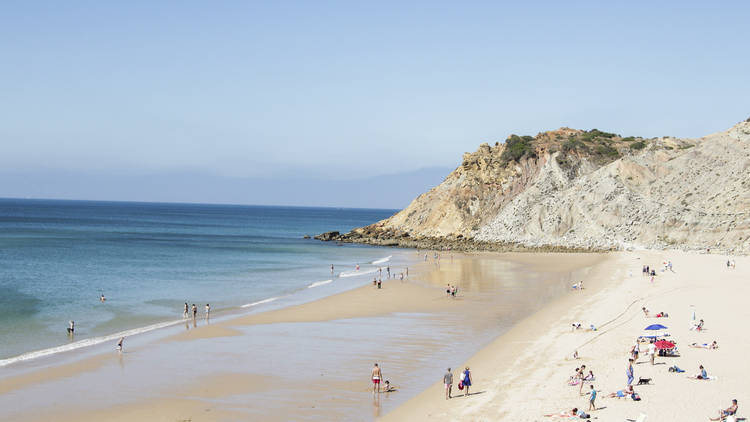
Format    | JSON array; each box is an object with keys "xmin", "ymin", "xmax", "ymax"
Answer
[
  {"xmin": 544, "ymin": 407, "xmax": 590, "ymax": 418},
  {"xmin": 709, "ymin": 399, "xmax": 738, "ymax": 421},
  {"xmin": 606, "ymin": 385, "xmax": 640, "ymax": 400},
  {"xmin": 690, "ymin": 341, "xmax": 718, "ymax": 349}
]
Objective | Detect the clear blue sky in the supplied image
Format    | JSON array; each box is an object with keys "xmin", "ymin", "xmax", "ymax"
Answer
[{"xmin": 1, "ymin": 1, "xmax": 748, "ymax": 201}]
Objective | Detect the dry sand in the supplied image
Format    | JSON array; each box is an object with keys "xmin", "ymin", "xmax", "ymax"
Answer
[{"xmin": 382, "ymin": 251, "xmax": 749, "ymax": 421}]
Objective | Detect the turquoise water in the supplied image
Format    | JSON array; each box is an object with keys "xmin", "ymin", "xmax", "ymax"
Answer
[{"xmin": 0, "ymin": 198, "xmax": 398, "ymax": 361}]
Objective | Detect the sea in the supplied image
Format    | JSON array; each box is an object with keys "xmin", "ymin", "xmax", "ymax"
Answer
[{"xmin": 0, "ymin": 198, "xmax": 399, "ymax": 364}]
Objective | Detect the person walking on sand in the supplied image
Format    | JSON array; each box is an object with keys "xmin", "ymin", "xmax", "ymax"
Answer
[
  {"xmin": 460, "ymin": 367, "xmax": 472, "ymax": 396},
  {"xmin": 117, "ymin": 336, "xmax": 124, "ymax": 352},
  {"xmin": 444, "ymin": 368, "xmax": 453, "ymax": 399},
  {"xmin": 191, "ymin": 304, "xmax": 197, "ymax": 319},
  {"xmin": 371, "ymin": 363, "xmax": 382, "ymax": 393},
  {"xmin": 183, "ymin": 302, "xmax": 189, "ymax": 318},
  {"xmin": 631, "ymin": 340, "xmax": 640, "ymax": 361},
  {"xmin": 587, "ymin": 384, "xmax": 597, "ymax": 411},
  {"xmin": 648, "ymin": 339, "xmax": 656, "ymax": 365},
  {"xmin": 205, "ymin": 303, "xmax": 210, "ymax": 319},
  {"xmin": 626, "ymin": 359, "xmax": 635, "ymax": 386}
]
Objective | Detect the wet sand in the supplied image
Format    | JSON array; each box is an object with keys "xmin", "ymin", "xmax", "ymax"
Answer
[{"xmin": 0, "ymin": 251, "xmax": 604, "ymax": 421}]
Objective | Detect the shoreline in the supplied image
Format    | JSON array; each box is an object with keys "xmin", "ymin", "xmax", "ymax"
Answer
[
  {"xmin": 0, "ymin": 251, "xmax": 407, "ymax": 368},
  {"xmin": 0, "ymin": 251, "xmax": 604, "ymax": 422},
  {"xmin": 382, "ymin": 250, "xmax": 750, "ymax": 421}
]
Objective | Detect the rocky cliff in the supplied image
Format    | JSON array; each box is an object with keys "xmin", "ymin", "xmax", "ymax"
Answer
[{"xmin": 318, "ymin": 119, "xmax": 750, "ymax": 254}]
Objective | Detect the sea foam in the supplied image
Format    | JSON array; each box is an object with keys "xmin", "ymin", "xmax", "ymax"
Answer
[{"xmin": 0, "ymin": 319, "xmax": 184, "ymax": 368}]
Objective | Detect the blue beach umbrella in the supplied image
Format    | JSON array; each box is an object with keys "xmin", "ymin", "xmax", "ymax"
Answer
[{"xmin": 644, "ymin": 324, "xmax": 668, "ymax": 330}]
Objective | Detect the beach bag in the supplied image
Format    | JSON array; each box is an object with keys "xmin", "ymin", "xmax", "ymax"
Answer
[{"xmin": 458, "ymin": 382, "xmax": 464, "ymax": 390}]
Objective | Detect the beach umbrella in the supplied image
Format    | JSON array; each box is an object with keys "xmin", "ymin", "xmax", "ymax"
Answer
[
  {"xmin": 654, "ymin": 340, "xmax": 675, "ymax": 349},
  {"xmin": 644, "ymin": 324, "xmax": 668, "ymax": 330}
]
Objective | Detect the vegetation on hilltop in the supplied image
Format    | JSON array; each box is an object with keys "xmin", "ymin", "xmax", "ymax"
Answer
[{"xmin": 500, "ymin": 135, "xmax": 537, "ymax": 164}]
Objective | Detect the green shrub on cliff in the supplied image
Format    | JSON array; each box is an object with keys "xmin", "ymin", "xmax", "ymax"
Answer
[
  {"xmin": 580, "ymin": 129, "xmax": 617, "ymax": 142},
  {"xmin": 630, "ymin": 140, "xmax": 647, "ymax": 150},
  {"xmin": 501, "ymin": 135, "xmax": 536, "ymax": 163},
  {"xmin": 562, "ymin": 137, "xmax": 587, "ymax": 153}
]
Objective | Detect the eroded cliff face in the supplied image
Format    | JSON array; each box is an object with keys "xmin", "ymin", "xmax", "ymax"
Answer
[{"xmin": 322, "ymin": 120, "xmax": 750, "ymax": 254}]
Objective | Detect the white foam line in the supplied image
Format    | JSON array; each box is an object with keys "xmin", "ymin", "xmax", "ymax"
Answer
[
  {"xmin": 0, "ymin": 319, "xmax": 184, "ymax": 368},
  {"xmin": 339, "ymin": 268, "xmax": 379, "ymax": 278},
  {"xmin": 308, "ymin": 279, "xmax": 333, "ymax": 289},
  {"xmin": 240, "ymin": 297, "xmax": 279, "ymax": 308},
  {"xmin": 372, "ymin": 255, "xmax": 392, "ymax": 265}
]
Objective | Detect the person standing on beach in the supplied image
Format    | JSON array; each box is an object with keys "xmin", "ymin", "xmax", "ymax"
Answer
[
  {"xmin": 406, "ymin": 267, "xmax": 408, "ymax": 277},
  {"xmin": 626, "ymin": 359, "xmax": 634, "ymax": 385},
  {"xmin": 460, "ymin": 367, "xmax": 472, "ymax": 396},
  {"xmin": 183, "ymin": 302, "xmax": 189, "ymax": 318},
  {"xmin": 117, "ymin": 336, "xmax": 124, "ymax": 352},
  {"xmin": 386, "ymin": 266, "xmax": 390, "ymax": 279},
  {"xmin": 371, "ymin": 363, "xmax": 382, "ymax": 393},
  {"xmin": 191, "ymin": 304, "xmax": 197, "ymax": 319},
  {"xmin": 587, "ymin": 384, "xmax": 597, "ymax": 411},
  {"xmin": 647, "ymin": 339, "xmax": 656, "ymax": 365},
  {"xmin": 205, "ymin": 303, "xmax": 210, "ymax": 319},
  {"xmin": 443, "ymin": 368, "xmax": 453, "ymax": 399},
  {"xmin": 331, "ymin": 264, "xmax": 334, "ymax": 275},
  {"xmin": 631, "ymin": 341, "xmax": 640, "ymax": 361}
]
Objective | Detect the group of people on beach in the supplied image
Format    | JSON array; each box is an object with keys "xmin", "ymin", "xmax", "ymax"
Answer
[
  {"xmin": 183, "ymin": 302, "xmax": 210, "ymax": 320},
  {"xmin": 551, "ymin": 259, "xmax": 739, "ymax": 421},
  {"xmin": 65, "ymin": 293, "xmax": 125, "ymax": 352},
  {"xmin": 443, "ymin": 366, "xmax": 472, "ymax": 399}
]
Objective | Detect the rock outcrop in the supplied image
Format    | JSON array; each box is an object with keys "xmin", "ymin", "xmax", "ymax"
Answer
[{"xmin": 321, "ymin": 120, "xmax": 750, "ymax": 254}]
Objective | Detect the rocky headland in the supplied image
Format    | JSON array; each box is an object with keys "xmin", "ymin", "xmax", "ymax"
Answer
[{"xmin": 317, "ymin": 118, "xmax": 750, "ymax": 254}]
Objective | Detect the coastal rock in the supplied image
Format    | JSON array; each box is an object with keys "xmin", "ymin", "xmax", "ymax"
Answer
[
  {"xmin": 314, "ymin": 231, "xmax": 339, "ymax": 241},
  {"xmin": 317, "ymin": 120, "xmax": 750, "ymax": 254}
]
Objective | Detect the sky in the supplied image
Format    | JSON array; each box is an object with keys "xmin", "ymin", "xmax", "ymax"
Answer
[{"xmin": 1, "ymin": 1, "xmax": 749, "ymax": 207}]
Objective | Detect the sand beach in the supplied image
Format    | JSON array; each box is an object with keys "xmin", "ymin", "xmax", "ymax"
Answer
[
  {"xmin": 383, "ymin": 251, "xmax": 749, "ymax": 421},
  {"xmin": 0, "ymin": 251, "xmax": 602, "ymax": 421},
  {"xmin": 1, "ymin": 250, "xmax": 746, "ymax": 421}
]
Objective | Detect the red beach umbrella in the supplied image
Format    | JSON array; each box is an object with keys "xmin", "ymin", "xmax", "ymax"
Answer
[{"xmin": 654, "ymin": 340, "xmax": 675, "ymax": 349}]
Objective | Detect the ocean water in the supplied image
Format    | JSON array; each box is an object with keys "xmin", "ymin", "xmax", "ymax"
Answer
[{"xmin": 0, "ymin": 199, "xmax": 398, "ymax": 363}]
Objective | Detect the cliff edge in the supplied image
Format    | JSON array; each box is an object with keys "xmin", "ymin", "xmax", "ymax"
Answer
[{"xmin": 318, "ymin": 119, "xmax": 750, "ymax": 254}]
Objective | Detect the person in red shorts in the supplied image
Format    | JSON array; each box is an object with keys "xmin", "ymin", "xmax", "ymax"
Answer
[{"xmin": 371, "ymin": 363, "xmax": 382, "ymax": 393}]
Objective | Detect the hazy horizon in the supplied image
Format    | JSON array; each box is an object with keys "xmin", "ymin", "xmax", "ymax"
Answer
[
  {"xmin": 2, "ymin": 2, "xmax": 749, "ymax": 207},
  {"xmin": 0, "ymin": 166, "xmax": 452, "ymax": 209}
]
